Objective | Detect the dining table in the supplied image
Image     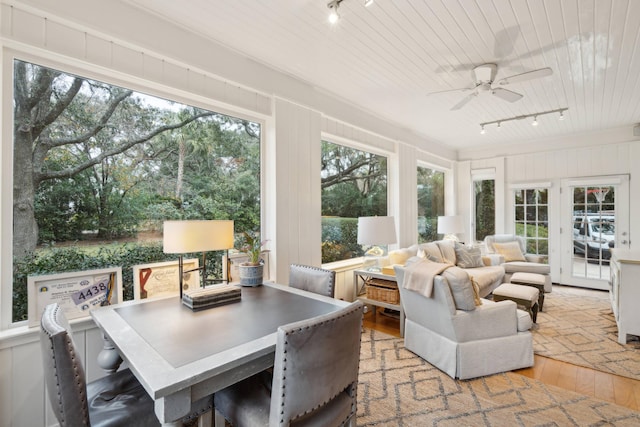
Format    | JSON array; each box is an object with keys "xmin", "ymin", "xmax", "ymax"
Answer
[{"xmin": 90, "ymin": 282, "xmax": 350, "ymax": 426}]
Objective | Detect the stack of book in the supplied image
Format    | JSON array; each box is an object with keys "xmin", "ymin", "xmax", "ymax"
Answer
[{"xmin": 182, "ymin": 284, "xmax": 241, "ymax": 311}]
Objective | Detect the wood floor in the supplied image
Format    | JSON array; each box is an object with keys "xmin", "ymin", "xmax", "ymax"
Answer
[{"xmin": 363, "ymin": 308, "xmax": 640, "ymax": 412}]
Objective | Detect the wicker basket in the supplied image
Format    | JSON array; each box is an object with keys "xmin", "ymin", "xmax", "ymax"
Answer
[{"xmin": 365, "ymin": 278, "xmax": 399, "ymax": 304}]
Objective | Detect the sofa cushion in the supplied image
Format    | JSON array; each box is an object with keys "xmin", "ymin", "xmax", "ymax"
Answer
[
  {"xmin": 493, "ymin": 241, "xmax": 526, "ymax": 262},
  {"xmin": 417, "ymin": 242, "xmax": 444, "ymax": 263},
  {"xmin": 441, "ymin": 266, "xmax": 476, "ymax": 311},
  {"xmin": 454, "ymin": 242, "xmax": 483, "ymax": 268},
  {"xmin": 436, "ymin": 240, "xmax": 457, "ymax": 264},
  {"xmin": 462, "ymin": 265, "xmax": 504, "ymax": 296},
  {"xmin": 503, "ymin": 261, "xmax": 550, "ymax": 275}
]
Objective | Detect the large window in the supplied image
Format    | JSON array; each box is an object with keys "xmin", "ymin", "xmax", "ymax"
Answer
[
  {"xmin": 11, "ymin": 60, "xmax": 261, "ymax": 323},
  {"xmin": 320, "ymin": 141, "xmax": 387, "ymax": 263},
  {"xmin": 514, "ymin": 188, "xmax": 549, "ymax": 257},
  {"xmin": 474, "ymin": 179, "xmax": 495, "ymax": 242},
  {"xmin": 417, "ymin": 166, "xmax": 444, "ymax": 243}
]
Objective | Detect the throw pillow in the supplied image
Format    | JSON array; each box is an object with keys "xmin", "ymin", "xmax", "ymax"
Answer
[
  {"xmin": 441, "ymin": 266, "xmax": 476, "ymax": 311},
  {"xmin": 388, "ymin": 248, "xmax": 414, "ymax": 265},
  {"xmin": 493, "ymin": 241, "xmax": 526, "ymax": 262},
  {"xmin": 417, "ymin": 242, "xmax": 444, "ymax": 262},
  {"xmin": 417, "ymin": 248, "xmax": 440, "ymax": 262},
  {"xmin": 469, "ymin": 276, "xmax": 482, "ymax": 306},
  {"xmin": 436, "ymin": 240, "xmax": 457, "ymax": 264},
  {"xmin": 453, "ymin": 242, "xmax": 484, "ymax": 268}
]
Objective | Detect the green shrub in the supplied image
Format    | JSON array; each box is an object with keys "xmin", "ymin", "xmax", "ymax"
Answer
[{"xmin": 321, "ymin": 217, "xmax": 363, "ymax": 263}]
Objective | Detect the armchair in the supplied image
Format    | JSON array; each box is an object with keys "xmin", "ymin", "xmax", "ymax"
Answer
[
  {"xmin": 484, "ymin": 234, "xmax": 552, "ymax": 292},
  {"xmin": 395, "ymin": 265, "xmax": 533, "ymax": 380}
]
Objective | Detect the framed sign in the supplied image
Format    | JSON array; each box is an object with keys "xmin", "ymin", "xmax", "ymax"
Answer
[
  {"xmin": 28, "ymin": 267, "xmax": 122, "ymax": 327},
  {"xmin": 133, "ymin": 258, "xmax": 199, "ymax": 299}
]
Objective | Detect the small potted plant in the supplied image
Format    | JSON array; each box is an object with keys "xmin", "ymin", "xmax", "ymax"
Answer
[{"xmin": 237, "ymin": 231, "xmax": 267, "ymax": 286}]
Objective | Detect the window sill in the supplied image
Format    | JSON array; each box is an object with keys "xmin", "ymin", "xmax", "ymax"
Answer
[{"xmin": 322, "ymin": 257, "xmax": 364, "ymax": 272}]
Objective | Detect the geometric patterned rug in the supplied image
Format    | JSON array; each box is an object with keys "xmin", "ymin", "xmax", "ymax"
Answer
[
  {"xmin": 532, "ymin": 285, "xmax": 640, "ymax": 380},
  {"xmin": 357, "ymin": 329, "xmax": 640, "ymax": 426}
]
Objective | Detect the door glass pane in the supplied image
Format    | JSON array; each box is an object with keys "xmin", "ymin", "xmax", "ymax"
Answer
[
  {"xmin": 512, "ymin": 188, "xmax": 548, "ymax": 258},
  {"xmin": 572, "ymin": 186, "xmax": 615, "ymax": 280}
]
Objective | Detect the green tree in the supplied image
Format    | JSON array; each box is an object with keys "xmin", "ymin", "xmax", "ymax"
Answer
[{"xmin": 13, "ymin": 60, "xmax": 214, "ymax": 257}]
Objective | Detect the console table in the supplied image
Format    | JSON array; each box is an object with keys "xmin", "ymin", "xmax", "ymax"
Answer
[
  {"xmin": 609, "ymin": 249, "xmax": 640, "ymax": 344},
  {"xmin": 353, "ymin": 269, "xmax": 404, "ymax": 337}
]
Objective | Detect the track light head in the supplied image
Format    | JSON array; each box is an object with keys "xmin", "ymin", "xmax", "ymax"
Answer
[
  {"xmin": 559, "ymin": 110, "xmax": 565, "ymax": 120},
  {"xmin": 480, "ymin": 125, "xmax": 486, "ymax": 135},
  {"xmin": 364, "ymin": 0, "xmax": 374, "ymax": 6},
  {"xmin": 532, "ymin": 116, "xmax": 538, "ymax": 126}
]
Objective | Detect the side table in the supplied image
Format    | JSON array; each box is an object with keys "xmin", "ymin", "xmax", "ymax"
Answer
[{"xmin": 353, "ymin": 269, "xmax": 404, "ymax": 337}]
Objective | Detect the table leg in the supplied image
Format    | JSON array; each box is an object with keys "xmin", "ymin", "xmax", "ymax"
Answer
[{"xmin": 97, "ymin": 333, "xmax": 123, "ymax": 374}]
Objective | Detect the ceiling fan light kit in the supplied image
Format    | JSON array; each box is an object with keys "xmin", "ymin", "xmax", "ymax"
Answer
[
  {"xmin": 479, "ymin": 108, "xmax": 568, "ymax": 134},
  {"xmin": 327, "ymin": 0, "xmax": 374, "ymax": 24}
]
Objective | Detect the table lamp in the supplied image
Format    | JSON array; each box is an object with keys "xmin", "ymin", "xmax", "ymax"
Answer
[
  {"xmin": 357, "ymin": 216, "xmax": 397, "ymax": 271},
  {"xmin": 437, "ymin": 215, "xmax": 463, "ymax": 241},
  {"xmin": 163, "ymin": 220, "xmax": 234, "ymax": 299}
]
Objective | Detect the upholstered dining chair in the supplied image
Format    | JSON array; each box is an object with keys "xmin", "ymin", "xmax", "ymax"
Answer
[
  {"xmin": 289, "ymin": 264, "xmax": 336, "ymax": 298},
  {"xmin": 40, "ymin": 303, "xmax": 211, "ymax": 427},
  {"xmin": 213, "ymin": 300, "xmax": 364, "ymax": 427}
]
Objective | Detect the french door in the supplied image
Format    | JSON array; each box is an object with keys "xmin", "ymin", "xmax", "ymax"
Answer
[{"xmin": 560, "ymin": 175, "xmax": 629, "ymax": 289}]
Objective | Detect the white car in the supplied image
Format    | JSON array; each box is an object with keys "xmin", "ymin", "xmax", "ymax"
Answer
[{"xmin": 573, "ymin": 214, "xmax": 615, "ymax": 260}]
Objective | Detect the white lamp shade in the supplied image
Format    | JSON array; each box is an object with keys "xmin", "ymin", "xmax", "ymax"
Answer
[
  {"xmin": 357, "ymin": 216, "xmax": 397, "ymax": 246},
  {"xmin": 437, "ymin": 215, "xmax": 463, "ymax": 235},
  {"xmin": 163, "ymin": 220, "xmax": 234, "ymax": 253}
]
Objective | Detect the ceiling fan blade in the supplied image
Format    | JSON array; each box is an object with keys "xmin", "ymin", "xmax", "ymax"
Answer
[
  {"xmin": 492, "ymin": 88, "xmax": 523, "ymax": 103},
  {"xmin": 497, "ymin": 67, "xmax": 552, "ymax": 85},
  {"xmin": 450, "ymin": 92, "xmax": 477, "ymax": 110},
  {"xmin": 427, "ymin": 85, "xmax": 475, "ymax": 96}
]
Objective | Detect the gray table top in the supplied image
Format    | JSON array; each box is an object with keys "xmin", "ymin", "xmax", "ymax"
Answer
[
  {"xmin": 114, "ymin": 284, "xmax": 342, "ymax": 368},
  {"xmin": 91, "ymin": 282, "xmax": 349, "ymax": 401}
]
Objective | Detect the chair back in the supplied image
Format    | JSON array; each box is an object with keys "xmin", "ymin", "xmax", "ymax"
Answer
[
  {"xmin": 269, "ymin": 300, "xmax": 364, "ymax": 426},
  {"xmin": 40, "ymin": 303, "xmax": 91, "ymax": 427},
  {"xmin": 289, "ymin": 264, "xmax": 336, "ymax": 298}
]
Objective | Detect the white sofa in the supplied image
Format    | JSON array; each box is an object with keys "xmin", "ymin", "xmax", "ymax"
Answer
[
  {"xmin": 395, "ymin": 264, "xmax": 534, "ymax": 380},
  {"xmin": 385, "ymin": 240, "xmax": 505, "ymax": 297},
  {"xmin": 484, "ymin": 234, "xmax": 552, "ymax": 292}
]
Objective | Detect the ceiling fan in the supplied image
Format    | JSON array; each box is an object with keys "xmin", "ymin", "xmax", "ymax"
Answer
[{"xmin": 434, "ymin": 63, "xmax": 553, "ymax": 111}]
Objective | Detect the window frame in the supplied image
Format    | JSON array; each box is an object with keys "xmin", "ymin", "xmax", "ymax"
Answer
[{"xmin": 1, "ymin": 49, "xmax": 267, "ymax": 330}]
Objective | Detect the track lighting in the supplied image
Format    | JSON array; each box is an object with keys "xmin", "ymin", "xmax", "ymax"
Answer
[
  {"xmin": 478, "ymin": 108, "xmax": 568, "ymax": 134},
  {"xmin": 328, "ymin": 0, "xmax": 342, "ymax": 24}
]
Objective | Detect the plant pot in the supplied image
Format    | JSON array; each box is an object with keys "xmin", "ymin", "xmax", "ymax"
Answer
[{"xmin": 238, "ymin": 263, "xmax": 263, "ymax": 286}]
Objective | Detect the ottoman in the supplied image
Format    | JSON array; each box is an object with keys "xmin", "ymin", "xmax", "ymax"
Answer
[
  {"xmin": 510, "ymin": 272, "xmax": 546, "ymax": 311},
  {"xmin": 493, "ymin": 283, "xmax": 539, "ymax": 323}
]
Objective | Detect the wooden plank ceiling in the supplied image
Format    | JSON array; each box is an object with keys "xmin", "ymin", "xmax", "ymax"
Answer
[{"xmin": 127, "ymin": 0, "xmax": 640, "ymax": 152}]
